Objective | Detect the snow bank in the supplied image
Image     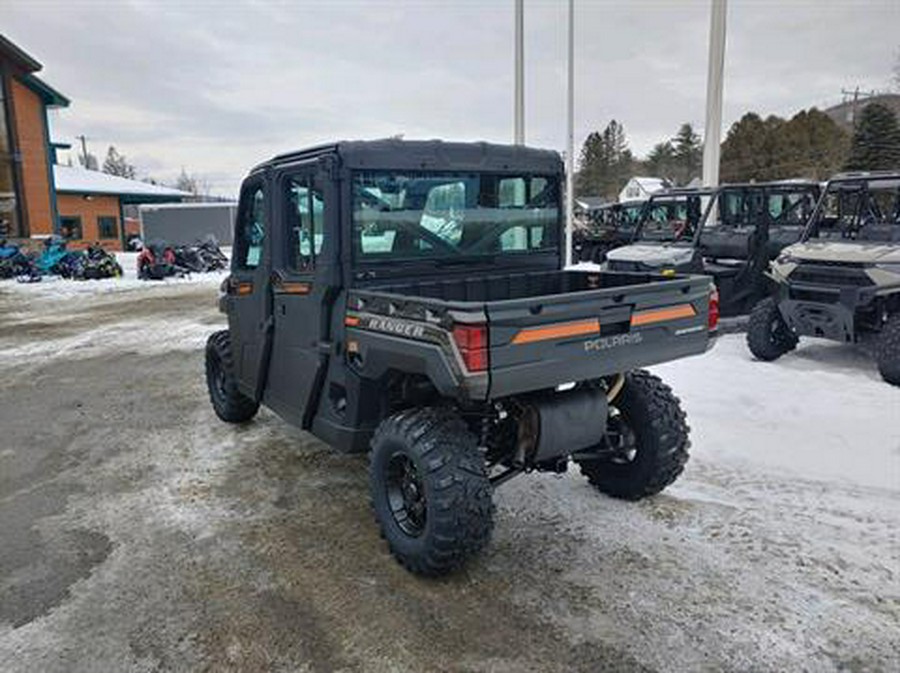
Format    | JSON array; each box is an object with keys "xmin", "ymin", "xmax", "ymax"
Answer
[{"xmin": 652, "ymin": 334, "xmax": 900, "ymax": 491}]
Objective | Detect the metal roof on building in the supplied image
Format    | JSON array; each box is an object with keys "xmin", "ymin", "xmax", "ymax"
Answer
[{"xmin": 54, "ymin": 164, "xmax": 190, "ymax": 201}]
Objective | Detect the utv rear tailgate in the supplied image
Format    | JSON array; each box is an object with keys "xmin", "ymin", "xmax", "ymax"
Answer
[{"xmin": 486, "ymin": 273, "xmax": 712, "ymax": 397}]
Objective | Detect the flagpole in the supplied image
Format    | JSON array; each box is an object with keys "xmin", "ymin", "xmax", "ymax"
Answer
[
  {"xmin": 702, "ymin": 0, "xmax": 727, "ymax": 187},
  {"xmin": 514, "ymin": 0, "xmax": 524, "ymax": 145},
  {"xmin": 565, "ymin": 0, "xmax": 575, "ymax": 265}
]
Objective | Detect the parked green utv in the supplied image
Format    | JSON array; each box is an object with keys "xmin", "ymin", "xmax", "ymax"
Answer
[
  {"xmin": 747, "ymin": 172, "xmax": 900, "ymax": 385},
  {"xmin": 206, "ymin": 140, "xmax": 717, "ymax": 575}
]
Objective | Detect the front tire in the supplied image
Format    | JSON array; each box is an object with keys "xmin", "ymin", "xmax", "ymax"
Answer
[
  {"xmin": 876, "ymin": 313, "xmax": 900, "ymax": 386},
  {"xmin": 205, "ymin": 330, "xmax": 259, "ymax": 423},
  {"xmin": 747, "ymin": 297, "xmax": 798, "ymax": 362},
  {"xmin": 575, "ymin": 370, "xmax": 690, "ymax": 500},
  {"xmin": 369, "ymin": 408, "xmax": 494, "ymax": 577}
]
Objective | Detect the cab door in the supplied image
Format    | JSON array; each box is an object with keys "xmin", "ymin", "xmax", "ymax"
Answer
[
  {"xmin": 263, "ymin": 168, "xmax": 330, "ymax": 427},
  {"xmin": 227, "ymin": 176, "xmax": 272, "ymax": 399}
]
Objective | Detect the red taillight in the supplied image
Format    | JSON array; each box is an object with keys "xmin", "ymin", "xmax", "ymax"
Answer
[
  {"xmin": 452, "ymin": 323, "xmax": 488, "ymax": 372},
  {"xmin": 708, "ymin": 287, "xmax": 720, "ymax": 331}
]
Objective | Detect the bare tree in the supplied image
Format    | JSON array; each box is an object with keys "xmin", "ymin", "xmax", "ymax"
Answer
[
  {"xmin": 894, "ymin": 46, "xmax": 900, "ymax": 92},
  {"xmin": 174, "ymin": 168, "xmax": 212, "ymax": 200},
  {"xmin": 102, "ymin": 146, "xmax": 136, "ymax": 179}
]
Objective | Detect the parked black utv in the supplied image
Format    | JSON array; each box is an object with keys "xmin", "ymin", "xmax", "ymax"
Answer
[
  {"xmin": 205, "ymin": 140, "xmax": 717, "ymax": 576},
  {"xmin": 747, "ymin": 172, "xmax": 900, "ymax": 384},
  {"xmin": 606, "ymin": 181, "xmax": 820, "ymax": 316},
  {"xmin": 573, "ymin": 200, "xmax": 645, "ymax": 263}
]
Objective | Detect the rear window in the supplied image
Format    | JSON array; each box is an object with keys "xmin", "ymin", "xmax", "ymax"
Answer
[{"xmin": 353, "ymin": 171, "xmax": 559, "ymax": 261}]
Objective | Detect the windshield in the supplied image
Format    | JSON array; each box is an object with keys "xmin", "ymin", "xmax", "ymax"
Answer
[
  {"xmin": 635, "ymin": 194, "xmax": 710, "ymax": 243},
  {"xmin": 590, "ymin": 202, "xmax": 643, "ymax": 231},
  {"xmin": 805, "ymin": 177, "xmax": 900, "ymax": 242},
  {"xmin": 353, "ymin": 171, "xmax": 559, "ymax": 262},
  {"xmin": 713, "ymin": 186, "xmax": 818, "ymax": 229}
]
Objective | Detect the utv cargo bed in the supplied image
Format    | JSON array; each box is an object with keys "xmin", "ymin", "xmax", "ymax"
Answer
[{"xmin": 347, "ymin": 269, "xmax": 714, "ymax": 399}]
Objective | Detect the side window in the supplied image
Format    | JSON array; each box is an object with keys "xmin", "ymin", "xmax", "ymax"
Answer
[
  {"xmin": 60, "ymin": 216, "xmax": 82, "ymax": 240},
  {"xmin": 286, "ymin": 175, "xmax": 325, "ymax": 271},
  {"xmin": 236, "ymin": 185, "xmax": 266, "ymax": 270}
]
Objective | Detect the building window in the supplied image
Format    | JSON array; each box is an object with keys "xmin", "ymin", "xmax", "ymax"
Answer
[
  {"xmin": 60, "ymin": 216, "xmax": 82, "ymax": 240},
  {"xmin": 0, "ymin": 76, "xmax": 21, "ymax": 239},
  {"xmin": 97, "ymin": 216, "xmax": 118, "ymax": 239}
]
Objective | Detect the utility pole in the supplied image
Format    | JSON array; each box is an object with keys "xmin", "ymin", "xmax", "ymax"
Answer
[
  {"xmin": 565, "ymin": 0, "xmax": 574, "ymax": 265},
  {"xmin": 76, "ymin": 134, "xmax": 89, "ymax": 168},
  {"xmin": 701, "ymin": 0, "xmax": 727, "ymax": 188},
  {"xmin": 841, "ymin": 87, "xmax": 876, "ymax": 127},
  {"xmin": 514, "ymin": 0, "xmax": 524, "ymax": 145}
]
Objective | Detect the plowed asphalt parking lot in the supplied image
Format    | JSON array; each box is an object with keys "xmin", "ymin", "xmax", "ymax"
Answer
[{"xmin": 1, "ymin": 277, "xmax": 898, "ymax": 673}]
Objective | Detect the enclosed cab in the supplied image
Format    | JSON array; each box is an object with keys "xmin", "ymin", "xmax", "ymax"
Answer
[
  {"xmin": 747, "ymin": 172, "xmax": 900, "ymax": 384},
  {"xmin": 574, "ymin": 199, "xmax": 645, "ymax": 263},
  {"xmin": 206, "ymin": 140, "xmax": 717, "ymax": 576},
  {"xmin": 606, "ymin": 181, "xmax": 820, "ymax": 316}
]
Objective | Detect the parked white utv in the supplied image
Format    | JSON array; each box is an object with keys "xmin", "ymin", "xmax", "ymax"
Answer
[
  {"xmin": 747, "ymin": 172, "xmax": 900, "ymax": 385},
  {"xmin": 606, "ymin": 181, "xmax": 820, "ymax": 317}
]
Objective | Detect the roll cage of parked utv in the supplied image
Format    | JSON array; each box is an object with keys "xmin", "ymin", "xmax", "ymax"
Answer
[{"xmin": 800, "ymin": 172, "xmax": 900, "ymax": 243}]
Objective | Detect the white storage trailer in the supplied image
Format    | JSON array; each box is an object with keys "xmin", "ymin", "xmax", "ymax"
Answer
[{"xmin": 139, "ymin": 202, "xmax": 237, "ymax": 246}]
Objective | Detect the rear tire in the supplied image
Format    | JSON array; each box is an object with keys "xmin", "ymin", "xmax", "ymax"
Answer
[
  {"xmin": 575, "ymin": 370, "xmax": 689, "ymax": 500},
  {"xmin": 369, "ymin": 408, "xmax": 494, "ymax": 577},
  {"xmin": 876, "ymin": 313, "xmax": 900, "ymax": 386},
  {"xmin": 747, "ymin": 297, "xmax": 798, "ymax": 362},
  {"xmin": 205, "ymin": 330, "xmax": 259, "ymax": 423}
]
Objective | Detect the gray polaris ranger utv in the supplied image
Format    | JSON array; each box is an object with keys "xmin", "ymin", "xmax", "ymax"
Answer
[
  {"xmin": 205, "ymin": 140, "xmax": 717, "ymax": 576},
  {"xmin": 606, "ymin": 182, "xmax": 820, "ymax": 316},
  {"xmin": 747, "ymin": 172, "xmax": 900, "ymax": 385}
]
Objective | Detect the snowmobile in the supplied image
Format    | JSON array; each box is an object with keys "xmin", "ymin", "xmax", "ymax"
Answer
[
  {"xmin": 195, "ymin": 236, "xmax": 228, "ymax": 271},
  {"xmin": 35, "ymin": 237, "xmax": 80, "ymax": 277},
  {"xmin": 0, "ymin": 241, "xmax": 37, "ymax": 280},
  {"xmin": 71, "ymin": 243, "xmax": 124, "ymax": 280},
  {"xmin": 173, "ymin": 237, "xmax": 228, "ymax": 273},
  {"xmin": 137, "ymin": 240, "xmax": 182, "ymax": 280}
]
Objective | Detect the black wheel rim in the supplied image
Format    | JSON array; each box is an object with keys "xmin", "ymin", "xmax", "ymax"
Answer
[
  {"xmin": 606, "ymin": 409, "xmax": 639, "ymax": 463},
  {"xmin": 385, "ymin": 453, "xmax": 427, "ymax": 536},
  {"xmin": 767, "ymin": 317, "xmax": 781, "ymax": 344},
  {"xmin": 210, "ymin": 353, "xmax": 227, "ymax": 404}
]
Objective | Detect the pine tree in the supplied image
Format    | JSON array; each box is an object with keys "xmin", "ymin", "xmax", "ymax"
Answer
[
  {"xmin": 671, "ymin": 123, "xmax": 702, "ymax": 185},
  {"xmin": 575, "ymin": 131, "xmax": 604, "ymax": 197},
  {"xmin": 646, "ymin": 141, "xmax": 677, "ymax": 182},
  {"xmin": 845, "ymin": 103, "xmax": 900, "ymax": 171},
  {"xmin": 102, "ymin": 146, "xmax": 136, "ymax": 179},
  {"xmin": 576, "ymin": 121, "xmax": 638, "ymax": 199}
]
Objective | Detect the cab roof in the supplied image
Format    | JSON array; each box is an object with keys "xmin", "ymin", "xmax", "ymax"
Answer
[
  {"xmin": 648, "ymin": 179, "xmax": 821, "ymax": 200},
  {"xmin": 251, "ymin": 139, "xmax": 563, "ymax": 175}
]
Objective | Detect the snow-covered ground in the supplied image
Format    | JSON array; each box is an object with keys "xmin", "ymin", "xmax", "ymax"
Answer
[{"xmin": 0, "ymin": 281, "xmax": 897, "ymax": 672}]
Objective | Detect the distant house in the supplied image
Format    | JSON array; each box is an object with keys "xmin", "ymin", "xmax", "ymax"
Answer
[
  {"xmin": 619, "ymin": 176, "xmax": 670, "ymax": 203},
  {"xmin": 574, "ymin": 196, "xmax": 606, "ymax": 213},
  {"xmin": 53, "ymin": 165, "xmax": 189, "ymax": 249},
  {"xmin": 0, "ymin": 34, "xmax": 188, "ymax": 250}
]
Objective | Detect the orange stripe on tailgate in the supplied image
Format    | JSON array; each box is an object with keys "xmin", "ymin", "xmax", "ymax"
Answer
[
  {"xmin": 512, "ymin": 318, "xmax": 600, "ymax": 345},
  {"xmin": 631, "ymin": 304, "xmax": 696, "ymax": 327}
]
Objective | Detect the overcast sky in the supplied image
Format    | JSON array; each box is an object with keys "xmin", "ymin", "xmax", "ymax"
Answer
[{"xmin": 5, "ymin": 0, "xmax": 899, "ymax": 196}]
